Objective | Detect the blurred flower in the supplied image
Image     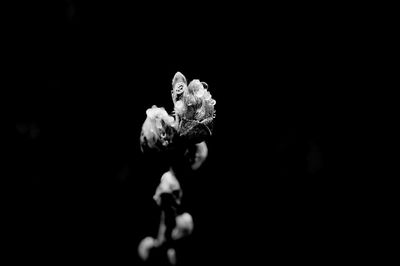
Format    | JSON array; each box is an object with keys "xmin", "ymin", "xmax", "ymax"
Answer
[
  {"xmin": 138, "ymin": 237, "xmax": 156, "ymax": 261},
  {"xmin": 172, "ymin": 213, "xmax": 194, "ymax": 240},
  {"xmin": 184, "ymin": 141, "xmax": 208, "ymax": 170},
  {"xmin": 153, "ymin": 171, "xmax": 182, "ymax": 207}
]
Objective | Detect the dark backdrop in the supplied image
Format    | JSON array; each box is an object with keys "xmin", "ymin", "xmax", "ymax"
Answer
[{"xmin": 13, "ymin": 1, "xmax": 355, "ymax": 265}]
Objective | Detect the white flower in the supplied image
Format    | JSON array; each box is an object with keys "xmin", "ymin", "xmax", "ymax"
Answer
[{"xmin": 140, "ymin": 106, "xmax": 176, "ymax": 151}]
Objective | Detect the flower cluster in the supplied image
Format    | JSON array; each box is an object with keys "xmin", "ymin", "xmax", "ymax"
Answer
[{"xmin": 140, "ymin": 72, "xmax": 215, "ymax": 152}]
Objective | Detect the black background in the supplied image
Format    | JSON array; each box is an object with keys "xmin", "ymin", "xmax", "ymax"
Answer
[{"xmin": 13, "ymin": 1, "xmax": 362, "ymax": 265}]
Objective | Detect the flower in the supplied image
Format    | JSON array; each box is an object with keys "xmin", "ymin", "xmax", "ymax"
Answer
[
  {"xmin": 175, "ymin": 76, "xmax": 215, "ymax": 122},
  {"xmin": 170, "ymin": 72, "xmax": 216, "ymax": 143},
  {"xmin": 140, "ymin": 106, "xmax": 177, "ymax": 152},
  {"xmin": 172, "ymin": 213, "xmax": 194, "ymax": 240},
  {"xmin": 141, "ymin": 72, "xmax": 216, "ymax": 152}
]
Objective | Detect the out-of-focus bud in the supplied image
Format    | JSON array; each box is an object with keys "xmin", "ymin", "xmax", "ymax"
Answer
[
  {"xmin": 172, "ymin": 212, "xmax": 194, "ymax": 240},
  {"xmin": 138, "ymin": 236, "xmax": 156, "ymax": 261},
  {"xmin": 153, "ymin": 171, "xmax": 182, "ymax": 207},
  {"xmin": 185, "ymin": 141, "xmax": 208, "ymax": 170},
  {"xmin": 167, "ymin": 248, "xmax": 177, "ymax": 265}
]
